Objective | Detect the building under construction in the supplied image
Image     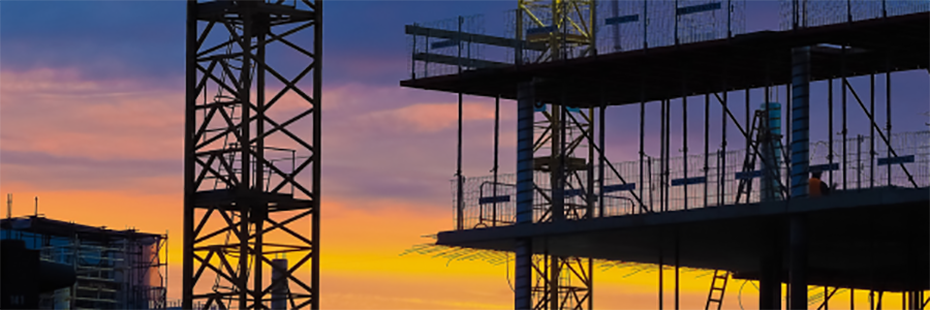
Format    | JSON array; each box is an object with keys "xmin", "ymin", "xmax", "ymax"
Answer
[
  {"xmin": 402, "ymin": 1, "xmax": 929, "ymax": 309},
  {"xmin": 0, "ymin": 215, "xmax": 168, "ymax": 309}
]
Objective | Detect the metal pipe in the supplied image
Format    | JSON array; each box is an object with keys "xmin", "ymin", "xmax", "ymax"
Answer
[
  {"xmin": 719, "ymin": 89, "xmax": 730, "ymax": 205},
  {"xmin": 870, "ymin": 73, "xmax": 875, "ymax": 188},
  {"xmin": 493, "ymin": 95, "xmax": 500, "ymax": 226},
  {"xmin": 842, "ymin": 47, "xmax": 848, "ymax": 190},
  {"xmin": 599, "ymin": 102, "xmax": 606, "ymax": 217},
  {"xmin": 665, "ymin": 99, "xmax": 671, "ymax": 211},
  {"xmin": 683, "ymin": 94, "xmax": 688, "ymax": 210},
  {"xmin": 456, "ymin": 17, "xmax": 464, "ymax": 225},
  {"xmin": 659, "ymin": 100, "xmax": 667, "ymax": 212},
  {"xmin": 640, "ymin": 97, "xmax": 646, "ymax": 212},
  {"xmin": 858, "ymin": 135, "xmax": 863, "ymax": 189},
  {"xmin": 829, "ymin": 79, "xmax": 834, "ymax": 186},
  {"xmin": 886, "ymin": 67, "xmax": 891, "ymax": 187},
  {"xmin": 457, "ymin": 92, "xmax": 464, "ymax": 230},
  {"xmin": 704, "ymin": 94, "xmax": 709, "ymax": 207},
  {"xmin": 588, "ymin": 105, "xmax": 595, "ymax": 218}
]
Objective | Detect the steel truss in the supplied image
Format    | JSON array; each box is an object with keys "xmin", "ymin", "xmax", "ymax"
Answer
[
  {"xmin": 529, "ymin": 104, "xmax": 595, "ymax": 310},
  {"xmin": 183, "ymin": 1, "xmax": 321, "ymax": 309},
  {"xmin": 517, "ymin": 0, "xmax": 596, "ymax": 63}
]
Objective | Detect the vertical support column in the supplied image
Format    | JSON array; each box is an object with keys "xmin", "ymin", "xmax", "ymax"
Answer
[
  {"xmin": 683, "ymin": 93, "xmax": 689, "ymax": 210},
  {"xmin": 788, "ymin": 216, "xmax": 808, "ymax": 310},
  {"xmin": 599, "ymin": 100, "xmax": 606, "ymax": 217},
  {"xmin": 829, "ymin": 78, "xmax": 834, "ymax": 186},
  {"xmin": 515, "ymin": 81, "xmax": 536, "ymax": 310},
  {"xmin": 704, "ymin": 94, "xmax": 709, "ymax": 207},
  {"xmin": 515, "ymin": 239, "xmax": 533, "ymax": 310},
  {"xmin": 516, "ymin": 83, "xmax": 534, "ymax": 210},
  {"xmin": 660, "ymin": 100, "xmax": 667, "ymax": 211},
  {"xmin": 842, "ymin": 46, "xmax": 848, "ymax": 190},
  {"xmin": 869, "ymin": 73, "xmax": 875, "ymax": 188},
  {"xmin": 494, "ymin": 95, "xmax": 501, "ymax": 225},
  {"xmin": 885, "ymin": 62, "xmax": 891, "ymax": 187},
  {"xmin": 311, "ymin": 3, "xmax": 323, "ymax": 308},
  {"xmin": 639, "ymin": 95, "xmax": 646, "ymax": 212},
  {"xmin": 721, "ymin": 90, "xmax": 728, "ymax": 205},
  {"xmin": 456, "ymin": 91, "xmax": 464, "ymax": 230},
  {"xmin": 455, "ymin": 16, "xmax": 465, "ymax": 230},
  {"xmin": 182, "ymin": 1, "xmax": 196, "ymax": 308},
  {"xmin": 759, "ymin": 222, "xmax": 783, "ymax": 310},
  {"xmin": 790, "ymin": 46, "xmax": 811, "ymax": 198}
]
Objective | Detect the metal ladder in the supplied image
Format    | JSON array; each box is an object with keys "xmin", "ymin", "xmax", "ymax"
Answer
[
  {"xmin": 705, "ymin": 110, "xmax": 778, "ymax": 310},
  {"xmin": 704, "ymin": 269, "xmax": 730, "ymax": 310},
  {"xmin": 734, "ymin": 110, "xmax": 765, "ymax": 204}
]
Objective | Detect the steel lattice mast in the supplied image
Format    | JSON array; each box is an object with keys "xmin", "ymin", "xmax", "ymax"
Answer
[{"xmin": 183, "ymin": 0, "xmax": 321, "ymax": 309}]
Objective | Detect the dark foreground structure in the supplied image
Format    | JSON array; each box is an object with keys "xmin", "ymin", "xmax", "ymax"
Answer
[{"xmin": 402, "ymin": 1, "xmax": 929, "ymax": 309}]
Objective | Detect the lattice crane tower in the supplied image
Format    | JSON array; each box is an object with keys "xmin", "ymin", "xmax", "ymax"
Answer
[
  {"xmin": 516, "ymin": 0, "xmax": 596, "ymax": 62},
  {"xmin": 183, "ymin": 0, "xmax": 321, "ymax": 309}
]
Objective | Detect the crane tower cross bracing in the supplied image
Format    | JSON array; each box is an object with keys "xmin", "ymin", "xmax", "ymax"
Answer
[{"xmin": 183, "ymin": 1, "xmax": 321, "ymax": 309}]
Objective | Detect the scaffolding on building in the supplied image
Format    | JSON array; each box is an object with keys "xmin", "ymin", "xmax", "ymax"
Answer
[
  {"xmin": 0, "ymin": 216, "xmax": 168, "ymax": 310},
  {"xmin": 402, "ymin": 0, "xmax": 930, "ymax": 309}
]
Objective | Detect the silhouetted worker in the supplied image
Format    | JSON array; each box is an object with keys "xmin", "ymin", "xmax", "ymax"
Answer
[{"xmin": 809, "ymin": 170, "xmax": 830, "ymax": 197}]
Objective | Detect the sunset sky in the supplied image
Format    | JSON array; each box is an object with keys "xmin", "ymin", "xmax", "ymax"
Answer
[{"xmin": 1, "ymin": 1, "xmax": 927, "ymax": 309}]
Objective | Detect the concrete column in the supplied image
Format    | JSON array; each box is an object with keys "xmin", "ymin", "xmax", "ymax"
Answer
[
  {"xmin": 515, "ymin": 239, "xmax": 533, "ymax": 310},
  {"xmin": 759, "ymin": 223, "xmax": 783, "ymax": 310},
  {"xmin": 790, "ymin": 46, "xmax": 811, "ymax": 198},
  {"xmin": 788, "ymin": 216, "xmax": 808, "ymax": 310},
  {"xmin": 515, "ymin": 81, "xmax": 536, "ymax": 310}
]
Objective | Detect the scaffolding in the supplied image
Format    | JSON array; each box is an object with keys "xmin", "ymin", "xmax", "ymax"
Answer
[
  {"xmin": 403, "ymin": 0, "xmax": 930, "ymax": 309},
  {"xmin": 0, "ymin": 216, "xmax": 167, "ymax": 310}
]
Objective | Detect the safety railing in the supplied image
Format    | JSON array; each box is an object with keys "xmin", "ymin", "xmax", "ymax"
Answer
[
  {"xmin": 452, "ymin": 131, "xmax": 930, "ymax": 230},
  {"xmin": 408, "ymin": 0, "xmax": 748, "ymax": 79},
  {"xmin": 779, "ymin": 0, "xmax": 930, "ymax": 30}
]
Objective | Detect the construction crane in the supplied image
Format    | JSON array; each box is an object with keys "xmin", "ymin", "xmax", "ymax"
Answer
[
  {"xmin": 182, "ymin": 1, "xmax": 321, "ymax": 309},
  {"xmin": 515, "ymin": 0, "xmax": 597, "ymax": 63}
]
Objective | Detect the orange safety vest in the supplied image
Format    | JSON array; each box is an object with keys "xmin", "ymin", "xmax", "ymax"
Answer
[{"xmin": 809, "ymin": 177, "xmax": 823, "ymax": 197}]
